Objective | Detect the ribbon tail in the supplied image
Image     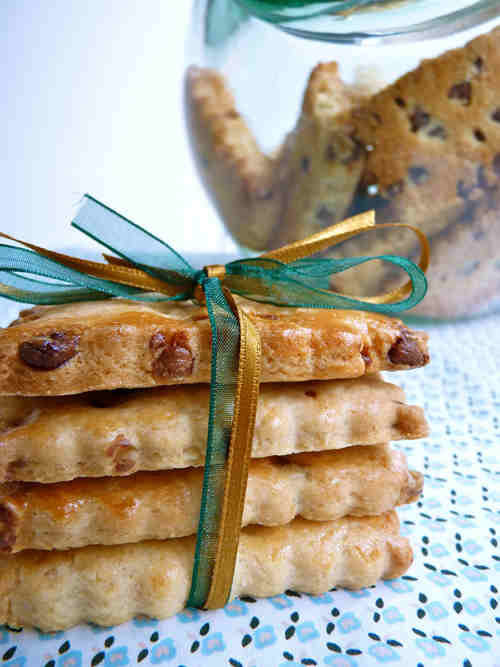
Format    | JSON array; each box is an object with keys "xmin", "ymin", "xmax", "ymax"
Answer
[
  {"xmin": 204, "ymin": 291, "xmax": 261, "ymax": 609},
  {"xmin": 187, "ymin": 277, "xmax": 239, "ymax": 608},
  {"xmin": 187, "ymin": 280, "xmax": 261, "ymax": 609}
]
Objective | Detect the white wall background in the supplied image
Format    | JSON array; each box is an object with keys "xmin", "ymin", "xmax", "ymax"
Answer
[
  {"xmin": 2, "ymin": 1, "xmax": 232, "ymax": 255},
  {"xmin": 3, "ymin": 2, "xmax": 499, "ymax": 258}
]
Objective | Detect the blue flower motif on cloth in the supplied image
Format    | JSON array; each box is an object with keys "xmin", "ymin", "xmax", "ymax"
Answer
[
  {"xmin": 453, "ymin": 516, "xmax": 477, "ymax": 528},
  {"xmin": 425, "ymin": 478, "xmax": 446, "ymax": 489},
  {"xmin": 3, "ymin": 658, "xmax": 26, "ymax": 667},
  {"xmin": 88, "ymin": 623, "xmax": 114, "ymax": 633},
  {"xmin": 36, "ymin": 629, "xmax": 65, "ymax": 640},
  {"xmin": 462, "ymin": 597, "xmax": 486, "ymax": 616},
  {"xmin": 346, "ymin": 589, "xmax": 371, "ymax": 598},
  {"xmin": 308, "ymin": 592, "xmax": 333, "ymax": 605},
  {"xmin": 422, "ymin": 497, "xmax": 442, "ymax": 509},
  {"xmin": 384, "ymin": 579, "xmax": 414, "ymax": 594},
  {"xmin": 223, "ymin": 599, "xmax": 248, "ymax": 617},
  {"xmin": 253, "ymin": 625, "xmax": 277, "ymax": 649},
  {"xmin": 426, "ymin": 572, "xmax": 452, "ymax": 587},
  {"xmin": 176, "ymin": 609, "xmax": 201, "ymax": 623},
  {"xmin": 425, "ymin": 601, "xmax": 449, "ymax": 621},
  {"xmin": 268, "ymin": 594, "xmax": 294, "ymax": 609},
  {"xmin": 201, "ymin": 632, "xmax": 226, "ymax": 655},
  {"xmin": 150, "ymin": 638, "xmax": 177, "ymax": 663},
  {"xmin": 462, "ymin": 539, "xmax": 483, "ymax": 555},
  {"xmin": 415, "ymin": 637, "xmax": 447, "ymax": 659},
  {"xmin": 429, "ymin": 543, "xmax": 450, "ymax": 558},
  {"xmin": 399, "ymin": 523, "xmax": 414, "ymax": 537},
  {"xmin": 324, "ymin": 655, "xmax": 359, "ymax": 666},
  {"xmin": 57, "ymin": 651, "xmax": 82, "ymax": 667},
  {"xmin": 367, "ymin": 643, "xmax": 401, "ymax": 662},
  {"xmin": 132, "ymin": 616, "xmax": 159, "ymax": 628},
  {"xmin": 104, "ymin": 646, "xmax": 129, "ymax": 666},
  {"xmin": 421, "ymin": 518, "xmax": 446, "ymax": 533},
  {"xmin": 296, "ymin": 621, "xmax": 320, "ymax": 642},
  {"xmin": 382, "ymin": 606, "xmax": 405, "ymax": 624},
  {"xmin": 461, "ymin": 566, "xmax": 488, "ymax": 583},
  {"xmin": 337, "ymin": 613, "xmax": 362, "ymax": 634},
  {"xmin": 459, "ymin": 632, "xmax": 490, "ymax": 652},
  {"xmin": 0, "ymin": 627, "xmax": 9, "ymax": 644}
]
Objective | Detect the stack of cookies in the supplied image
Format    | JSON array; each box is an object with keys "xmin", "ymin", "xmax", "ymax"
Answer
[{"xmin": 0, "ymin": 296, "xmax": 429, "ymax": 630}]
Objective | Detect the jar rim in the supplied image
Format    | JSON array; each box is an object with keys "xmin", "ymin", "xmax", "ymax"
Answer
[{"xmin": 235, "ymin": 0, "xmax": 500, "ymax": 45}]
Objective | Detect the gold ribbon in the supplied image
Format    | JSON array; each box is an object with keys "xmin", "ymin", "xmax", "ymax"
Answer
[{"xmin": 0, "ymin": 211, "xmax": 429, "ymax": 304}]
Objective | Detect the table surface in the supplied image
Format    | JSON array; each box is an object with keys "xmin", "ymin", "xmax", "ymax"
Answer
[{"xmin": 0, "ymin": 302, "xmax": 498, "ymax": 667}]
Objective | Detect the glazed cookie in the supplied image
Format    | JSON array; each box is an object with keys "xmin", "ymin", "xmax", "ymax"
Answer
[
  {"xmin": 0, "ymin": 297, "xmax": 429, "ymax": 396},
  {"xmin": 0, "ymin": 512, "xmax": 412, "ymax": 630},
  {"xmin": 0, "ymin": 446, "xmax": 422, "ymax": 552},
  {"xmin": 0, "ymin": 376, "xmax": 428, "ymax": 482}
]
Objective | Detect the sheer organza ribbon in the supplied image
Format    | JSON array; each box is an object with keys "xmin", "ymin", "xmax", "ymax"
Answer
[{"xmin": 0, "ymin": 194, "xmax": 428, "ymax": 609}]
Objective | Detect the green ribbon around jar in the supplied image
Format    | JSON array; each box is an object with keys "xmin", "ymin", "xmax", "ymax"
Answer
[{"xmin": 0, "ymin": 194, "xmax": 428, "ymax": 609}]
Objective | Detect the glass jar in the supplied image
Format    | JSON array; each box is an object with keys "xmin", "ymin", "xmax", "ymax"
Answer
[{"xmin": 185, "ymin": 1, "xmax": 500, "ymax": 319}]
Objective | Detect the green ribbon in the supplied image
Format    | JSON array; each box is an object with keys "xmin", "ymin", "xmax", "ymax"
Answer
[{"xmin": 0, "ymin": 194, "xmax": 427, "ymax": 608}]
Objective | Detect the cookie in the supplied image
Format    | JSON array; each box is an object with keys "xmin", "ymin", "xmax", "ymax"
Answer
[
  {"xmin": 411, "ymin": 185, "xmax": 500, "ymax": 318},
  {"xmin": 0, "ymin": 511, "xmax": 411, "ymax": 630},
  {"xmin": 0, "ymin": 376, "xmax": 428, "ymax": 483},
  {"xmin": 185, "ymin": 66, "xmax": 282, "ymax": 250},
  {"xmin": 272, "ymin": 62, "xmax": 366, "ymax": 247},
  {"xmin": 331, "ymin": 26, "xmax": 500, "ymax": 299},
  {"xmin": 185, "ymin": 63, "xmax": 367, "ymax": 252},
  {"xmin": 0, "ymin": 445, "xmax": 422, "ymax": 552},
  {"xmin": 0, "ymin": 297, "xmax": 429, "ymax": 396}
]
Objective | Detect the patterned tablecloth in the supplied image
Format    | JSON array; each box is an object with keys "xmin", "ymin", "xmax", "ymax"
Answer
[{"xmin": 0, "ymin": 302, "xmax": 499, "ymax": 667}]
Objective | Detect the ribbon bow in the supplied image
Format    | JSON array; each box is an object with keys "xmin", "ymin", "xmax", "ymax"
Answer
[{"xmin": 0, "ymin": 194, "xmax": 428, "ymax": 609}]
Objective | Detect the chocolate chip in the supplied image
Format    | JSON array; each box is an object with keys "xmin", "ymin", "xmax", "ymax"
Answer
[
  {"xmin": 325, "ymin": 145, "xmax": 337, "ymax": 161},
  {"xmin": 0, "ymin": 506, "xmax": 17, "ymax": 552},
  {"xmin": 474, "ymin": 56, "xmax": 483, "ymax": 73},
  {"xmin": 491, "ymin": 108, "xmax": 500, "ymax": 123},
  {"xmin": 457, "ymin": 180, "xmax": 472, "ymax": 199},
  {"xmin": 305, "ymin": 390, "xmax": 317, "ymax": 398},
  {"xmin": 448, "ymin": 81, "xmax": 472, "ymax": 104},
  {"xmin": 301, "ymin": 156, "xmax": 310, "ymax": 172},
  {"xmin": 386, "ymin": 180, "xmax": 405, "ymax": 198},
  {"xmin": 388, "ymin": 329, "xmax": 427, "ymax": 367},
  {"xmin": 255, "ymin": 188, "xmax": 274, "ymax": 201},
  {"xmin": 361, "ymin": 346, "xmax": 371, "ymax": 366},
  {"xmin": 152, "ymin": 332, "xmax": 194, "ymax": 379},
  {"xmin": 342, "ymin": 140, "xmax": 363, "ymax": 165},
  {"xmin": 19, "ymin": 333, "xmax": 80, "ymax": 370},
  {"xmin": 474, "ymin": 128, "xmax": 486, "ymax": 142},
  {"xmin": 107, "ymin": 435, "xmax": 137, "ymax": 475},
  {"xmin": 428, "ymin": 126, "xmax": 447, "ymax": 140},
  {"xmin": 408, "ymin": 166, "xmax": 430, "ymax": 185},
  {"xmin": 395, "ymin": 97, "xmax": 406, "ymax": 108},
  {"xmin": 493, "ymin": 154, "xmax": 500, "ymax": 174},
  {"xmin": 5, "ymin": 458, "xmax": 27, "ymax": 480},
  {"xmin": 316, "ymin": 205, "xmax": 335, "ymax": 226},
  {"xmin": 410, "ymin": 107, "xmax": 430, "ymax": 132}
]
